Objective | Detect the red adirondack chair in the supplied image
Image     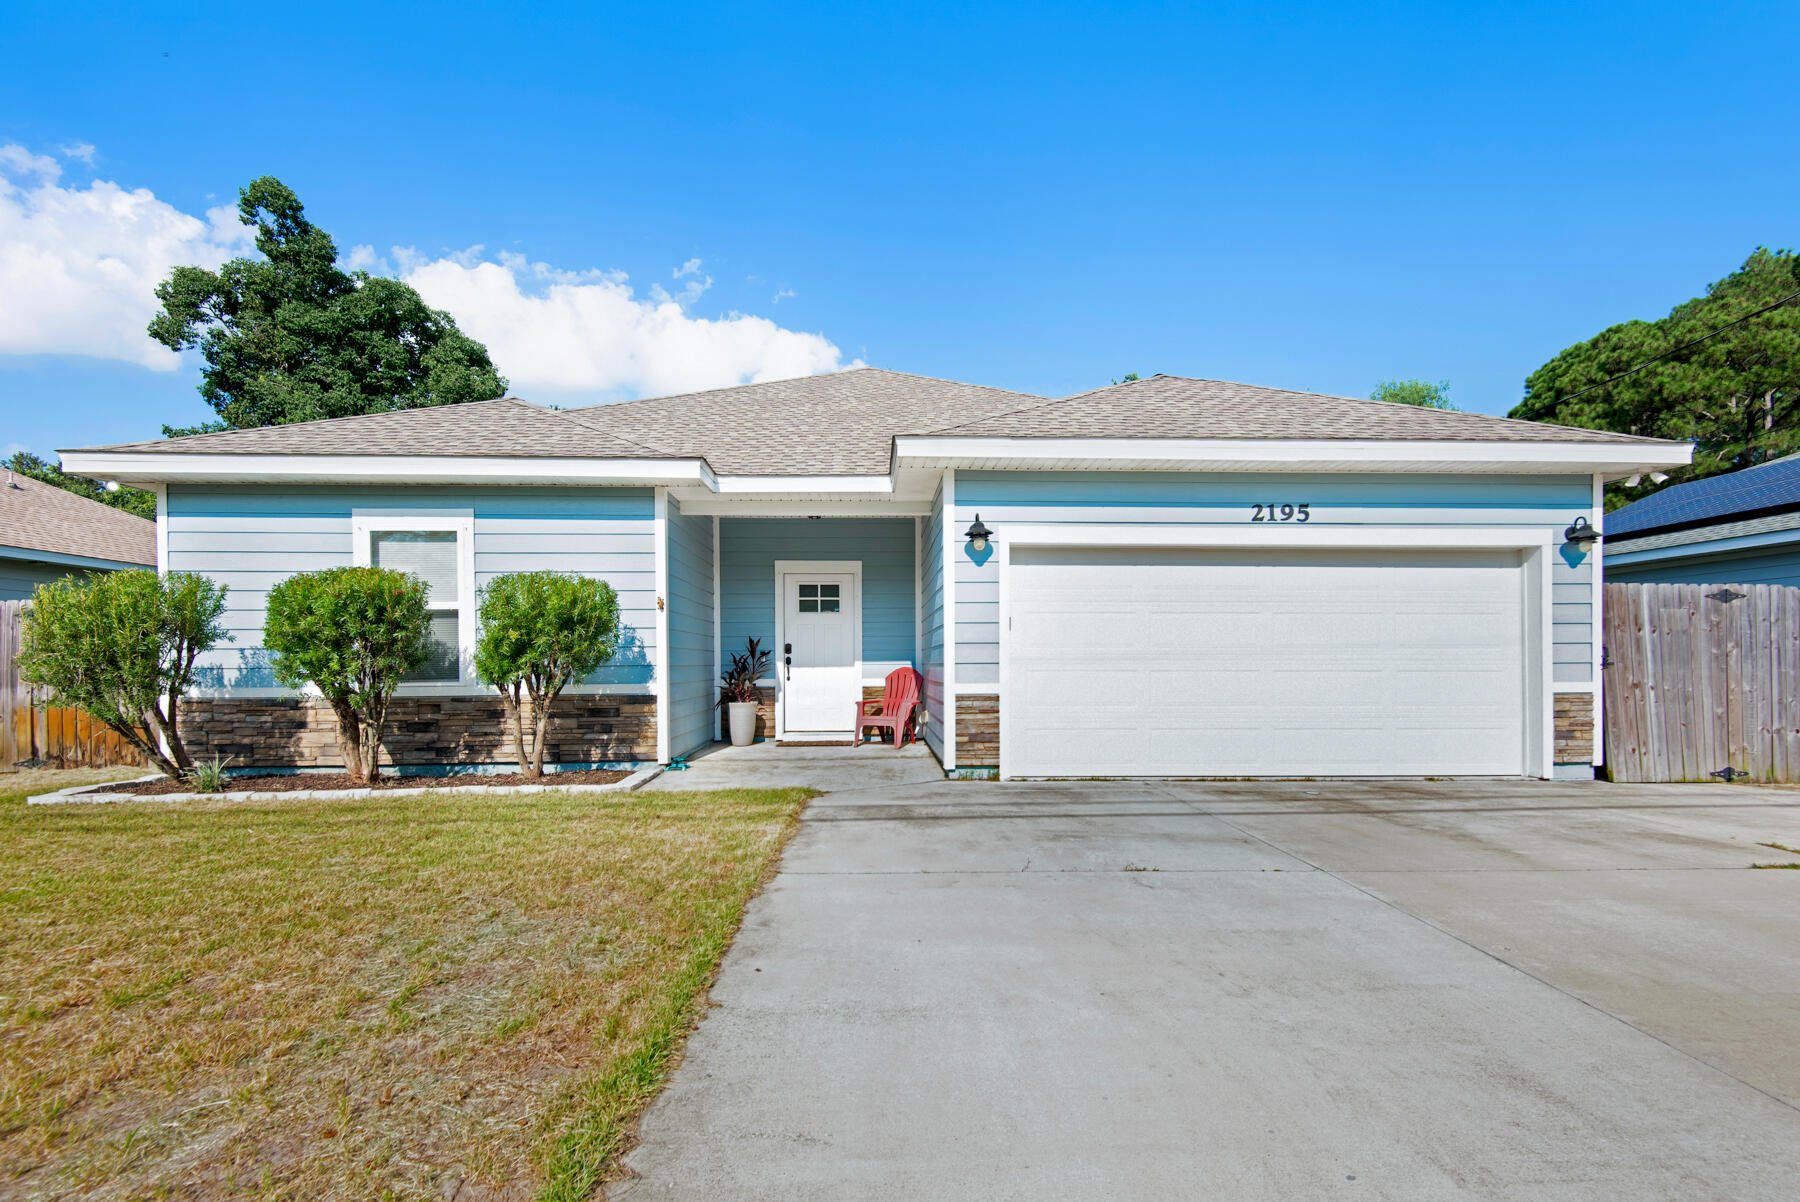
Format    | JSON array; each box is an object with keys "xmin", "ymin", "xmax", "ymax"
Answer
[{"xmin": 854, "ymin": 667, "xmax": 923, "ymax": 748}]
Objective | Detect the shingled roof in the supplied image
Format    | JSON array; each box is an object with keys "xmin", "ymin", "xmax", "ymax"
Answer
[
  {"xmin": 926, "ymin": 375, "xmax": 1666, "ymax": 445},
  {"xmin": 73, "ymin": 398, "xmax": 669, "ymax": 460},
  {"xmin": 69, "ymin": 368, "xmax": 1674, "ymax": 477},
  {"xmin": 568, "ymin": 368, "xmax": 1046, "ymax": 474},
  {"xmin": 0, "ymin": 471, "xmax": 155, "ymax": 567}
]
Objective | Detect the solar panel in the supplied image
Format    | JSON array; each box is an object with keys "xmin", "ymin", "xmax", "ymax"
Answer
[{"xmin": 1608, "ymin": 453, "xmax": 1800, "ymax": 536}]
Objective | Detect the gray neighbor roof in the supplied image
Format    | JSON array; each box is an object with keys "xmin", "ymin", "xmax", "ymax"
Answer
[
  {"xmin": 0, "ymin": 470, "xmax": 156, "ymax": 566},
  {"xmin": 72, "ymin": 368, "xmax": 1672, "ymax": 476}
]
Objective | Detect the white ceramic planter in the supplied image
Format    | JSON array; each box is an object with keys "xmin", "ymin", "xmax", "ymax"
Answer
[{"xmin": 727, "ymin": 701, "xmax": 758, "ymax": 746}]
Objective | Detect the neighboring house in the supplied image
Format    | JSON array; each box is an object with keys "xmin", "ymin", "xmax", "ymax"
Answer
[
  {"xmin": 0, "ymin": 469, "xmax": 156, "ymax": 601},
  {"xmin": 1604, "ymin": 453, "xmax": 1800, "ymax": 588},
  {"xmin": 62, "ymin": 369, "xmax": 1689, "ymax": 780}
]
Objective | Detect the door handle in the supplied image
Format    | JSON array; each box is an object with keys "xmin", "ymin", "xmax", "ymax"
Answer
[{"xmin": 784, "ymin": 643, "xmax": 792, "ymax": 682}]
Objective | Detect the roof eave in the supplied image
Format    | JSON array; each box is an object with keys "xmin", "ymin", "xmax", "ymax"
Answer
[
  {"xmin": 57, "ymin": 451, "xmax": 718, "ymax": 490},
  {"xmin": 892, "ymin": 436, "xmax": 1694, "ymax": 476}
]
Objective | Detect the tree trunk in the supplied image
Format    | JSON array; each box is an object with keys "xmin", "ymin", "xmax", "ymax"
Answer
[
  {"xmin": 362, "ymin": 694, "xmax": 388, "ymax": 782},
  {"xmin": 160, "ymin": 689, "xmax": 194, "ymax": 775},
  {"xmin": 530, "ymin": 689, "xmax": 557, "ymax": 780},
  {"xmin": 129, "ymin": 707, "xmax": 184, "ymax": 779},
  {"xmin": 332, "ymin": 699, "xmax": 368, "ymax": 785},
  {"xmin": 499, "ymin": 686, "xmax": 530, "ymax": 778}
]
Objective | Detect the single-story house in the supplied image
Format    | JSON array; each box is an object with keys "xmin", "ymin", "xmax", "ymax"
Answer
[
  {"xmin": 0, "ymin": 468, "xmax": 156, "ymax": 601},
  {"xmin": 1604, "ymin": 453, "xmax": 1800, "ymax": 588},
  {"xmin": 62, "ymin": 369, "xmax": 1690, "ymax": 780}
]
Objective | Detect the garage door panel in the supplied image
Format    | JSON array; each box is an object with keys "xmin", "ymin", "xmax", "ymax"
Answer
[{"xmin": 1005, "ymin": 547, "xmax": 1527, "ymax": 777}]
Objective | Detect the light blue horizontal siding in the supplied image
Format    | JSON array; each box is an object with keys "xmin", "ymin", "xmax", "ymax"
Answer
[
  {"xmin": 952, "ymin": 471, "xmax": 1599, "ymax": 687},
  {"xmin": 0, "ymin": 557, "xmax": 90, "ymax": 602},
  {"xmin": 920, "ymin": 478, "xmax": 946, "ymax": 759},
  {"xmin": 718, "ymin": 517, "xmax": 916, "ymax": 672},
  {"xmin": 1606, "ymin": 545, "xmax": 1800, "ymax": 590},
  {"xmin": 665, "ymin": 499, "xmax": 716, "ymax": 758},
  {"xmin": 166, "ymin": 485, "xmax": 657, "ymax": 691}
]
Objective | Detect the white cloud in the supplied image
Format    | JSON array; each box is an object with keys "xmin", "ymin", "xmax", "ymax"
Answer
[
  {"xmin": 397, "ymin": 250, "xmax": 852, "ymax": 398},
  {"xmin": 0, "ymin": 145, "xmax": 851, "ymax": 396},
  {"xmin": 59, "ymin": 142, "xmax": 97, "ymax": 166},
  {"xmin": 772, "ymin": 288, "xmax": 796, "ymax": 304},
  {"xmin": 0, "ymin": 144, "xmax": 250, "ymax": 370},
  {"xmin": 0, "ymin": 145, "xmax": 61, "ymax": 179}
]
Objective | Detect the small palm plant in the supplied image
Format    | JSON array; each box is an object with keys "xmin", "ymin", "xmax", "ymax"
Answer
[{"xmin": 190, "ymin": 755, "xmax": 234, "ymax": 794}]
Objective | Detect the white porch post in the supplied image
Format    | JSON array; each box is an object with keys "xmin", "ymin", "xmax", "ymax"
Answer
[
  {"xmin": 942, "ymin": 469, "xmax": 957, "ymax": 771},
  {"xmin": 654, "ymin": 487, "xmax": 670, "ymax": 764},
  {"xmin": 712, "ymin": 513, "xmax": 722, "ymax": 743},
  {"xmin": 1590, "ymin": 472, "xmax": 1605, "ymax": 769}
]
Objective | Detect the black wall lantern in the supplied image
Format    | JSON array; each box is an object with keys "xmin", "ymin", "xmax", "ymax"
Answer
[
  {"xmin": 1563, "ymin": 516, "xmax": 1600, "ymax": 549},
  {"xmin": 965, "ymin": 514, "xmax": 995, "ymax": 553}
]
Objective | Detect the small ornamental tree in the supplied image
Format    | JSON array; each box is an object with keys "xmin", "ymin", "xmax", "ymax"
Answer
[
  {"xmin": 474, "ymin": 572, "xmax": 621, "ymax": 779},
  {"xmin": 264, "ymin": 567, "xmax": 430, "ymax": 784},
  {"xmin": 17, "ymin": 570, "xmax": 229, "ymax": 779}
]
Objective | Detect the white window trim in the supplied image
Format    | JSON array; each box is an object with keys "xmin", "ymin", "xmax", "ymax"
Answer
[
  {"xmin": 995, "ymin": 523, "xmax": 1557, "ymax": 782},
  {"xmin": 351, "ymin": 509, "xmax": 476, "ymax": 690},
  {"xmin": 771, "ymin": 559, "xmax": 864, "ymax": 741}
]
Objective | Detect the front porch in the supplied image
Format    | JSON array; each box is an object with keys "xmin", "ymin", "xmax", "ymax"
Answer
[
  {"xmin": 654, "ymin": 739, "xmax": 944, "ymax": 793},
  {"xmin": 697, "ymin": 513, "xmax": 931, "ymax": 750}
]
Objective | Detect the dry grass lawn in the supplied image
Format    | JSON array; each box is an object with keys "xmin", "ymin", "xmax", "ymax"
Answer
[{"xmin": 0, "ymin": 771, "xmax": 811, "ymax": 1199}]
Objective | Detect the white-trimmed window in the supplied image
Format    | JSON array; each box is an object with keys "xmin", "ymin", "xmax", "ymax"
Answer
[{"xmin": 351, "ymin": 510, "xmax": 476, "ymax": 686}]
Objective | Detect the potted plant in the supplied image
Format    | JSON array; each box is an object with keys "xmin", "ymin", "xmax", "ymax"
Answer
[{"xmin": 718, "ymin": 637, "xmax": 771, "ymax": 746}]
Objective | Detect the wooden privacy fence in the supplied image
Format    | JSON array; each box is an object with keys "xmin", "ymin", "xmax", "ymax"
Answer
[
  {"xmin": 1, "ymin": 599, "xmax": 149, "ymax": 772},
  {"xmin": 1603, "ymin": 582, "xmax": 1800, "ymax": 783}
]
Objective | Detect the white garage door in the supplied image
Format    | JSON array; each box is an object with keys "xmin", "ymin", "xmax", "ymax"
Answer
[{"xmin": 1005, "ymin": 547, "xmax": 1528, "ymax": 777}]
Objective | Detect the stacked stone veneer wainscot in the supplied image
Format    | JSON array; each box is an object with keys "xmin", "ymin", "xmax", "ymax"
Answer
[
  {"xmin": 955, "ymin": 695, "xmax": 999, "ymax": 767},
  {"xmin": 183, "ymin": 695, "xmax": 657, "ymax": 769},
  {"xmin": 1554, "ymin": 693, "xmax": 1594, "ymax": 764}
]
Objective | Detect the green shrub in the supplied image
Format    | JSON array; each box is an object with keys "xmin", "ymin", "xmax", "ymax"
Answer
[
  {"xmin": 190, "ymin": 755, "xmax": 233, "ymax": 793},
  {"xmin": 264, "ymin": 566, "xmax": 430, "ymax": 784},
  {"xmin": 17, "ymin": 570, "xmax": 229, "ymax": 780},
  {"xmin": 474, "ymin": 572, "xmax": 621, "ymax": 779}
]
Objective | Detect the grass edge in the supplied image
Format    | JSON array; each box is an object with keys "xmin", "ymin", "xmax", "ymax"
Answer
[{"xmin": 535, "ymin": 790, "xmax": 816, "ymax": 1200}]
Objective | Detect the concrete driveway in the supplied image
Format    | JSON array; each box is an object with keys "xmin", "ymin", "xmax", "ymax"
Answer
[{"xmin": 620, "ymin": 750, "xmax": 1800, "ymax": 1199}]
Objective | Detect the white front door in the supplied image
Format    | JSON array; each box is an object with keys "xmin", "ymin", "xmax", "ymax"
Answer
[{"xmin": 780, "ymin": 571, "xmax": 859, "ymax": 734}]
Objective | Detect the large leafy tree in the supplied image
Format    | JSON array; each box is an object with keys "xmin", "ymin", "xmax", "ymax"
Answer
[
  {"xmin": 5, "ymin": 451, "xmax": 156, "ymax": 520},
  {"xmin": 1372, "ymin": 379, "xmax": 1455, "ymax": 410},
  {"xmin": 148, "ymin": 177, "xmax": 506, "ymax": 432},
  {"xmin": 1511, "ymin": 248, "xmax": 1800, "ymax": 507}
]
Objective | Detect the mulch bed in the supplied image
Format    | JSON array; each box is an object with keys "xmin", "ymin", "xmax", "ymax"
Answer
[{"xmin": 85, "ymin": 768, "xmax": 634, "ymax": 796}]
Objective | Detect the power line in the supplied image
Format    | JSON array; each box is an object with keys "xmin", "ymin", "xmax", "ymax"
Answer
[{"xmin": 1551, "ymin": 285, "xmax": 1800, "ymax": 407}]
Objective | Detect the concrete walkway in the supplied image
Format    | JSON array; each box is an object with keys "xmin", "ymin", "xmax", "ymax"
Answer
[{"xmin": 616, "ymin": 761, "xmax": 1800, "ymax": 1200}]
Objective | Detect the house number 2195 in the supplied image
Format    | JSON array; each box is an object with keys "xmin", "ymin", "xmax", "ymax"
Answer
[{"xmin": 1250, "ymin": 503, "xmax": 1310, "ymax": 522}]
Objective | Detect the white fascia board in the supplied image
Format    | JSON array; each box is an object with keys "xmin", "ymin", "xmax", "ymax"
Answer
[
  {"xmin": 672, "ymin": 497, "xmax": 932, "ymax": 516},
  {"xmin": 894, "ymin": 437, "xmax": 1694, "ymax": 473},
  {"xmin": 712, "ymin": 474, "xmax": 895, "ymax": 494},
  {"xmin": 0, "ymin": 544, "xmax": 155, "ymax": 572},
  {"xmin": 56, "ymin": 451, "xmax": 713, "ymax": 488},
  {"xmin": 1001, "ymin": 524, "xmax": 1556, "ymax": 550}
]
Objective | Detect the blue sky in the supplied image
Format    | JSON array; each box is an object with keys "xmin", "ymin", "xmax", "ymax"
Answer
[{"xmin": 3, "ymin": 1, "xmax": 1797, "ymax": 459}]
